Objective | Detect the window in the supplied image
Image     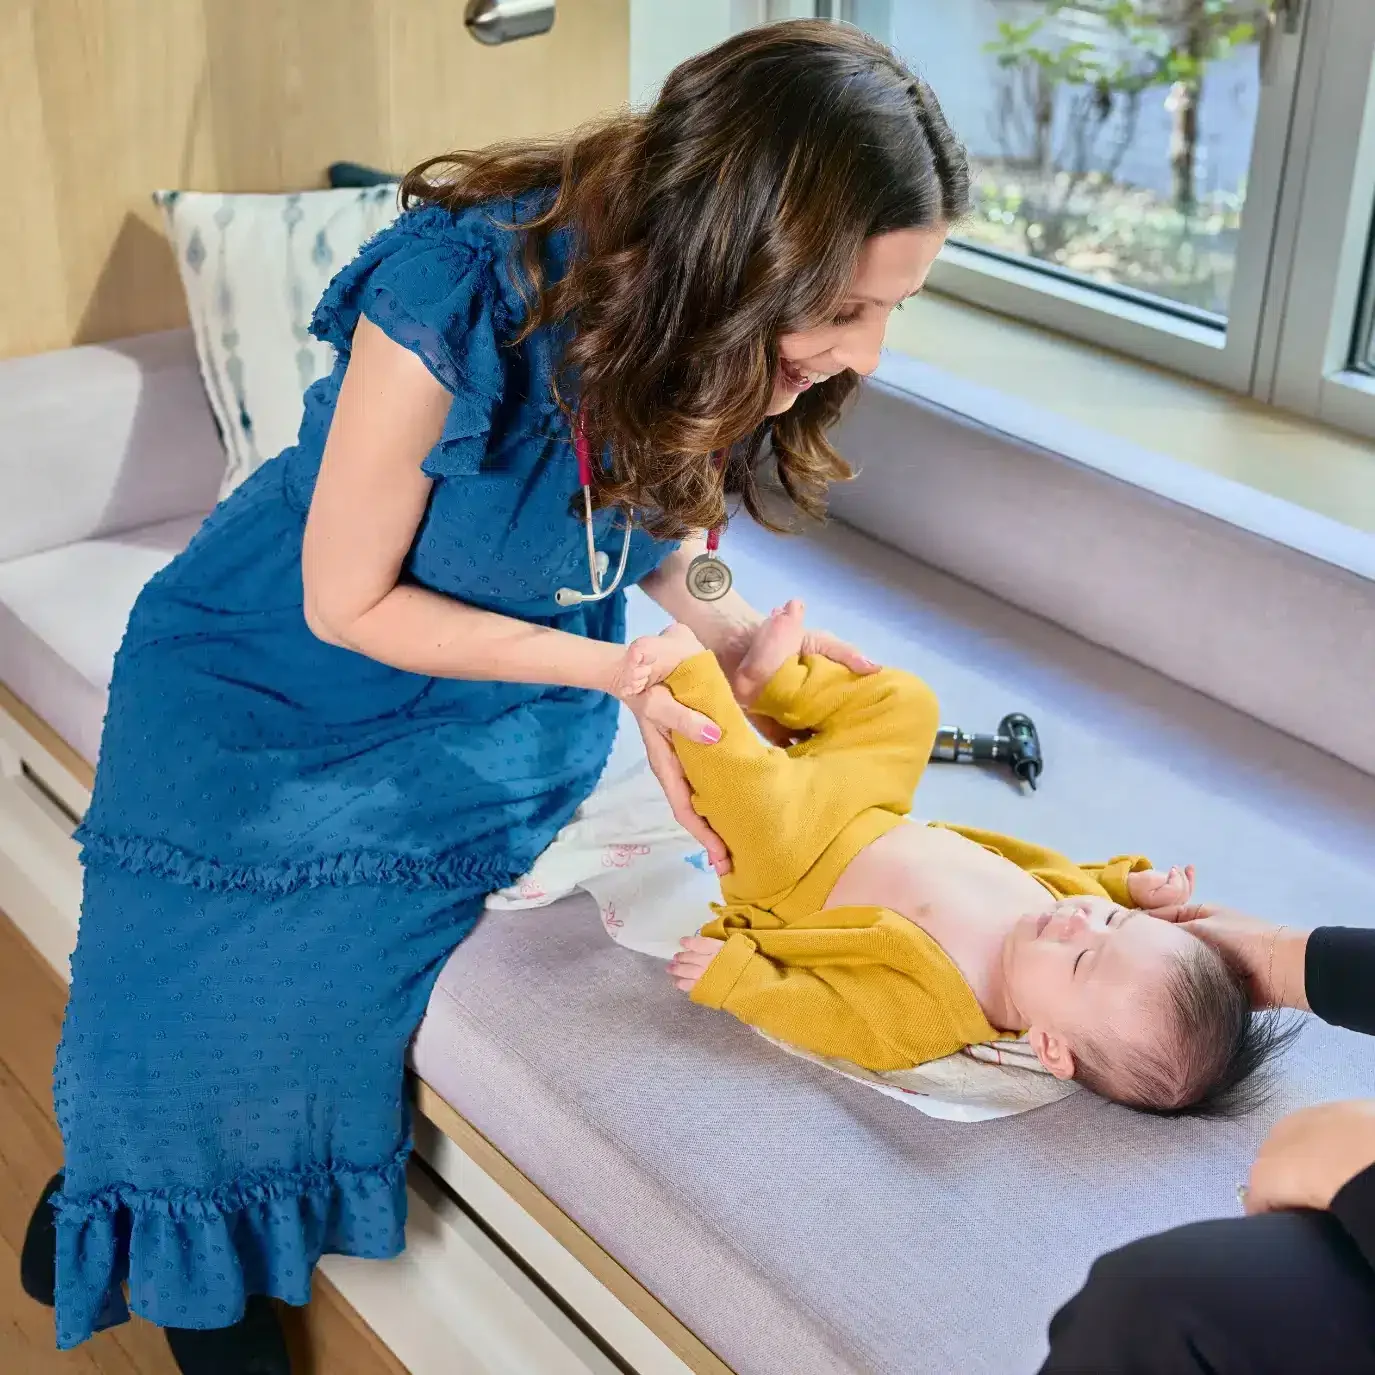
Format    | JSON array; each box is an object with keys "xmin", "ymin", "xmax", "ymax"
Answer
[
  {"xmin": 644, "ymin": 1, "xmax": 1375, "ymax": 444},
  {"xmin": 832, "ymin": 0, "xmax": 1375, "ymax": 444},
  {"xmin": 837, "ymin": 0, "xmax": 1305, "ymax": 392},
  {"xmin": 900, "ymin": 0, "xmax": 1262, "ymax": 324}
]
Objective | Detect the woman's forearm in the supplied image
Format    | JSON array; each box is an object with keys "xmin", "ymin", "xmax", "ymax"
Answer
[
  {"xmin": 313, "ymin": 583, "xmax": 622, "ymax": 692},
  {"xmin": 639, "ymin": 538, "xmax": 764, "ymax": 655},
  {"xmin": 1272, "ymin": 926, "xmax": 1311, "ymax": 1013}
]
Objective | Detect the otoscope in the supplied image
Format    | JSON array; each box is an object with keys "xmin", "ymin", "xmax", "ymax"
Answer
[{"xmin": 930, "ymin": 712, "xmax": 1043, "ymax": 791}]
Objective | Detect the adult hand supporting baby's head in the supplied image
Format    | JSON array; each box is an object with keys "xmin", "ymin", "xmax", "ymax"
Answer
[{"xmin": 1149, "ymin": 902, "xmax": 1311, "ymax": 1012}]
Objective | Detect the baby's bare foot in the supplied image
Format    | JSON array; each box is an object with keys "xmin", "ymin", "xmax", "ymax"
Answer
[
  {"xmin": 611, "ymin": 623, "xmax": 705, "ymax": 699},
  {"xmin": 732, "ymin": 600, "xmax": 806, "ymax": 706}
]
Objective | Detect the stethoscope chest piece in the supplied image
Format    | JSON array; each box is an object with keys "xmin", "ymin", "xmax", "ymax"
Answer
[{"xmin": 686, "ymin": 552, "xmax": 733, "ymax": 602}]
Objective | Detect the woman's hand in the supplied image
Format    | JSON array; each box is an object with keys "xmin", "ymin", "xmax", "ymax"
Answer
[
  {"xmin": 637, "ymin": 543, "xmax": 876, "ymax": 744},
  {"xmin": 668, "ymin": 936, "xmax": 726, "ymax": 992},
  {"xmin": 610, "ymin": 626, "xmax": 732, "ymax": 876},
  {"xmin": 714, "ymin": 618, "xmax": 876, "ymax": 683},
  {"xmin": 714, "ymin": 610, "xmax": 879, "ymax": 746},
  {"xmin": 1149, "ymin": 902, "xmax": 1311, "ymax": 1011},
  {"xmin": 1246, "ymin": 1101, "xmax": 1375, "ymax": 1214},
  {"xmin": 798, "ymin": 626, "xmax": 878, "ymax": 675}
]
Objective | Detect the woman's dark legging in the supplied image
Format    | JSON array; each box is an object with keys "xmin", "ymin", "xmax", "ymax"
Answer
[{"xmin": 1039, "ymin": 1210, "xmax": 1375, "ymax": 1375}]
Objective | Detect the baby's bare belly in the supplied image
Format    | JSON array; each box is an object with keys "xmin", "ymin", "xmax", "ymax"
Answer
[{"xmin": 824, "ymin": 822, "xmax": 1051, "ymax": 932}]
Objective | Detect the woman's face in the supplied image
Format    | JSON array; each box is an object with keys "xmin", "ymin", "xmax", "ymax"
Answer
[{"xmin": 768, "ymin": 225, "xmax": 949, "ymax": 416}]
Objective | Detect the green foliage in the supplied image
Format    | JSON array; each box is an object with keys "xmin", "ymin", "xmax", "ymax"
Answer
[
  {"xmin": 980, "ymin": 0, "xmax": 1262, "ymax": 267},
  {"xmin": 965, "ymin": 165, "xmax": 1245, "ymax": 315},
  {"xmin": 986, "ymin": 1, "xmax": 1261, "ymax": 102}
]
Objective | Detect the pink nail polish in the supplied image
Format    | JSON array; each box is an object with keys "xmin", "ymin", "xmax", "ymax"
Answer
[{"xmin": 701, "ymin": 725, "xmax": 722, "ymax": 744}]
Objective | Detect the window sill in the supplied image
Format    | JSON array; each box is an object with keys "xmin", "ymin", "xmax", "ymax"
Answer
[{"xmin": 880, "ymin": 293, "xmax": 1375, "ymax": 583}]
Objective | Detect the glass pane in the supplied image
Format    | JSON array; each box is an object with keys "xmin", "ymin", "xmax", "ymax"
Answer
[
  {"xmin": 859, "ymin": 0, "xmax": 1267, "ymax": 321},
  {"xmin": 1352, "ymin": 199, "xmax": 1375, "ymax": 375}
]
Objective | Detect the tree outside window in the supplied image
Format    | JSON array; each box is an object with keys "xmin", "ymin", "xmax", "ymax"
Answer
[{"xmin": 964, "ymin": 0, "xmax": 1265, "ymax": 318}]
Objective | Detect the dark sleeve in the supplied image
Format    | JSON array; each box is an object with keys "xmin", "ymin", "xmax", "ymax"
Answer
[
  {"xmin": 1331, "ymin": 1162, "xmax": 1375, "ymax": 1273},
  {"xmin": 1305, "ymin": 928, "xmax": 1375, "ymax": 1035}
]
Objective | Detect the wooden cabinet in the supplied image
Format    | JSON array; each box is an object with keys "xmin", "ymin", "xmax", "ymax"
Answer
[{"xmin": 0, "ymin": 0, "xmax": 629, "ymax": 357}]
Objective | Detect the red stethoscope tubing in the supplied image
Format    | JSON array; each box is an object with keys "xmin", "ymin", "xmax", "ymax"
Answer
[
  {"xmin": 575, "ymin": 421, "xmax": 727, "ymax": 554},
  {"xmin": 570, "ymin": 420, "xmax": 732, "ymax": 603},
  {"xmin": 573, "ymin": 420, "xmax": 595, "ymax": 488}
]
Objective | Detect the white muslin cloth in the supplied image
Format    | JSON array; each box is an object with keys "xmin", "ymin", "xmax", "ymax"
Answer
[{"xmin": 487, "ymin": 707, "xmax": 1076, "ymax": 1122}]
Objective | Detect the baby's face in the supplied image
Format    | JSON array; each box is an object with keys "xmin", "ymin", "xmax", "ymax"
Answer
[{"xmin": 1003, "ymin": 897, "xmax": 1197, "ymax": 1077}]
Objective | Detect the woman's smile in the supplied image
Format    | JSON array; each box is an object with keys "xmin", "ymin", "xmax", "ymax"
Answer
[{"xmin": 778, "ymin": 357, "xmax": 828, "ymax": 393}]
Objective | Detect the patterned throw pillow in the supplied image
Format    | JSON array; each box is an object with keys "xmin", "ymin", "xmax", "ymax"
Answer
[{"xmin": 155, "ymin": 185, "xmax": 401, "ymax": 496}]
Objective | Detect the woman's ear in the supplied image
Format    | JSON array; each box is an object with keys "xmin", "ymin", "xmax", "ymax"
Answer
[{"xmin": 1028, "ymin": 1026, "xmax": 1076, "ymax": 1081}]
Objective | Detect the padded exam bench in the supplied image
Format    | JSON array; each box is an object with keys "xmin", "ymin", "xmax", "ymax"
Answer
[{"xmin": 3, "ymin": 330, "xmax": 1373, "ymax": 1372}]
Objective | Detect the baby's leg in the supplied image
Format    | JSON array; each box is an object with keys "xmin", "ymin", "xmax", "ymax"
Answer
[
  {"xmin": 668, "ymin": 626, "xmax": 941, "ymax": 905},
  {"xmin": 727, "ymin": 603, "xmax": 941, "ymax": 786},
  {"xmin": 614, "ymin": 623, "xmax": 707, "ymax": 697},
  {"xmin": 666, "ymin": 650, "xmax": 853, "ymax": 907}
]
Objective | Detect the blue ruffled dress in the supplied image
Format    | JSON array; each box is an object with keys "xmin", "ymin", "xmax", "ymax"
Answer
[{"xmin": 51, "ymin": 198, "xmax": 674, "ymax": 1347}]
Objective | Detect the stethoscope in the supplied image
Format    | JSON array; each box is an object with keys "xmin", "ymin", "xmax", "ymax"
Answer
[{"xmin": 554, "ymin": 422, "xmax": 733, "ymax": 607}]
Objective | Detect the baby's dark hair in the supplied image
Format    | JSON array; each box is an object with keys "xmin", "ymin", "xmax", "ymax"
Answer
[{"xmin": 1076, "ymin": 940, "xmax": 1301, "ymax": 1118}]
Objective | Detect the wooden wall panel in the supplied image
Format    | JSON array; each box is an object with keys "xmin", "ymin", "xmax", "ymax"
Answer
[
  {"xmin": 0, "ymin": 0, "xmax": 630, "ymax": 359},
  {"xmin": 0, "ymin": 2, "xmax": 73, "ymax": 350},
  {"xmin": 388, "ymin": 0, "xmax": 632, "ymax": 168}
]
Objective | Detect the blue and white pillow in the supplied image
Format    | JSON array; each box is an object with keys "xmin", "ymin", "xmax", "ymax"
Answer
[{"xmin": 155, "ymin": 184, "xmax": 401, "ymax": 496}]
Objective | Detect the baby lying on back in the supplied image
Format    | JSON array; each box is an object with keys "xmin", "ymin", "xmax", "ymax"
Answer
[{"xmin": 623, "ymin": 602, "xmax": 1281, "ymax": 1114}]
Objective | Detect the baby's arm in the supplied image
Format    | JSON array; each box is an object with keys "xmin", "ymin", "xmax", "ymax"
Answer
[
  {"xmin": 939, "ymin": 825, "xmax": 1196, "ymax": 909},
  {"xmin": 1073, "ymin": 857, "xmax": 1191, "ymax": 908},
  {"xmin": 940, "ymin": 828, "xmax": 1161, "ymax": 907},
  {"xmin": 677, "ymin": 934, "xmax": 912, "ymax": 1069},
  {"xmin": 666, "ymin": 911, "xmax": 962, "ymax": 1072}
]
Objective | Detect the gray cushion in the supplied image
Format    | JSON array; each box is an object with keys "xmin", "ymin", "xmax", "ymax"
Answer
[
  {"xmin": 0, "ymin": 515, "xmax": 206, "ymax": 762},
  {"xmin": 412, "ymin": 520, "xmax": 1375, "ymax": 1375}
]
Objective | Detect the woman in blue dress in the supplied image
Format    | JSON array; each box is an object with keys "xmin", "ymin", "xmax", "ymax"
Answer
[{"xmin": 22, "ymin": 20, "xmax": 968, "ymax": 1370}]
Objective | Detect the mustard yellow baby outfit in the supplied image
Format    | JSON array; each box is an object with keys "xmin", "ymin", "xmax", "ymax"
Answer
[{"xmin": 666, "ymin": 653, "xmax": 1152, "ymax": 1072}]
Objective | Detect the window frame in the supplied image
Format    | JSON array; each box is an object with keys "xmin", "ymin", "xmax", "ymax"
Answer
[{"xmin": 1262, "ymin": 2, "xmax": 1375, "ymax": 440}]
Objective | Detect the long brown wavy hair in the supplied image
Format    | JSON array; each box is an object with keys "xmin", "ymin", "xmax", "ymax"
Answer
[{"xmin": 400, "ymin": 20, "xmax": 969, "ymax": 539}]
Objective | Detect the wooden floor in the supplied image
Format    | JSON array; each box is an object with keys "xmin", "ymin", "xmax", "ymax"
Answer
[{"xmin": 0, "ymin": 911, "xmax": 409, "ymax": 1375}]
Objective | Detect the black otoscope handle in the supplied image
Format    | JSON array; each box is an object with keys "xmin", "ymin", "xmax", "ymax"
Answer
[
  {"xmin": 998, "ymin": 712, "xmax": 1043, "ymax": 790},
  {"xmin": 930, "ymin": 713, "xmax": 1043, "ymax": 789}
]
